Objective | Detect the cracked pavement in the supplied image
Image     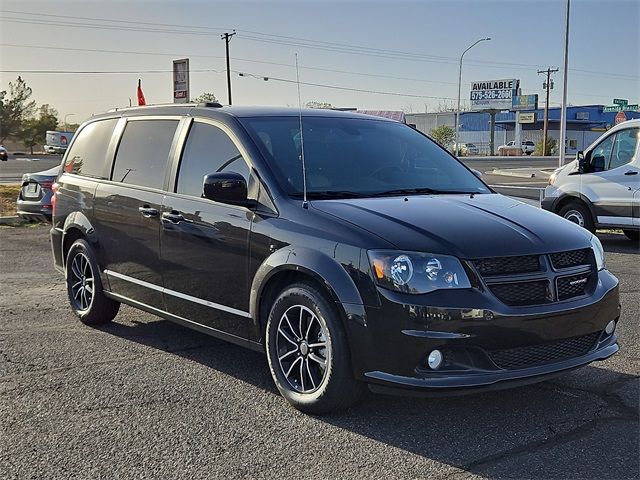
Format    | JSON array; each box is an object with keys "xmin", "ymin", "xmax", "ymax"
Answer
[{"xmin": 0, "ymin": 225, "xmax": 638, "ymax": 479}]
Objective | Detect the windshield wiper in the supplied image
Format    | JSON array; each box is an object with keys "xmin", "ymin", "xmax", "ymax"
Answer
[
  {"xmin": 290, "ymin": 190, "xmax": 368, "ymax": 199},
  {"xmin": 370, "ymin": 187, "xmax": 483, "ymax": 197}
]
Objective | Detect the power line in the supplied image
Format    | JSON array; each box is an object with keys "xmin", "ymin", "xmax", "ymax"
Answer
[
  {"xmin": 0, "ymin": 43, "xmax": 458, "ymax": 86},
  {"xmin": 0, "ymin": 68, "xmax": 225, "ymax": 74},
  {"xmin": 2, "ymin": 10, "xmax": 637, "ymax": 80},
  {"xmin": 234, "ymin": 70, "xmax": 456, "ymax": 100}
]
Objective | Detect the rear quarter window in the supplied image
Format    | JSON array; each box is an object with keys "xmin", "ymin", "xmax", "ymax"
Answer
[
  {"xmin": 63, "ymin": 119, "xmax": 118, "ymax": 178},
  {"xmin": 111, "ymin": 119, "xmax": 179, "ymax": 189}
]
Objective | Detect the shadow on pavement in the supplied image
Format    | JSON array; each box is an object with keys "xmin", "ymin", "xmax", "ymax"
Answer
[
  {"xmin": 100, "ymin": 318, "xmax": 639, "ymax": 479},
  {"xmin": 597, "ymin": 231, "xmax": 639, "ymax": 254}
]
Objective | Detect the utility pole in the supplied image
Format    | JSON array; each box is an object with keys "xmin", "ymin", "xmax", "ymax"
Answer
[
  {"xmin": 537, "ymin": 67, "xmax": 558, "ymax": 156},
  {"xmin": 558, "ymin": 0, "xmax": 571, "ymax": 167},
  {"xmin": 221, "ymin": 31, "xmax": 236, "ymax": 105}
]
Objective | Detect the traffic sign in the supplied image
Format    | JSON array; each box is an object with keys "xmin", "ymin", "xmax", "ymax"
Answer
[
  {"xmin": 603, "ymin": 105, "xmax": 622, "ymax": 113},
  {"xmin": 615, "ymin": 111, "xmax": 627, "ymax": 125},
  {"xmin": 613, "ymin": 98, "xmax": 628, "ymax": 106}
]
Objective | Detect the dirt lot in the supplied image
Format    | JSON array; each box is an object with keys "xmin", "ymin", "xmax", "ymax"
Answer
[{"xmin": 0, "ymin": 225, "xmax": 638, "ymax": 479}]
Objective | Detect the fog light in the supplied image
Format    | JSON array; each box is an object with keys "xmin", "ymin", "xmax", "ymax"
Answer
[
  {"xmin": 427, "ymin": 350, "xmax": 443, "ymax": 370},
  {"xmin": 605, "ymin": 320, "xmax": 615, "ymax": 335}
]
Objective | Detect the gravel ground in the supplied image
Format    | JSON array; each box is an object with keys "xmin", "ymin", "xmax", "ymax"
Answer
[{"xmin": 0, "ymin": 225, "xmax": 638, "ymax": 479}]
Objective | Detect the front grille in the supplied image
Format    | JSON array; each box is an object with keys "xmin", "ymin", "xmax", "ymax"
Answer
[
  {"xmin": 489, "ymin": 280, "xmax": 550, "ymax": 306},
  {"xmin": 550, "ymin": 248, "xmax": 592, "ymax": 270},
  {"xmin": 473, "ymin": 248, "xmax": 596, "ymax": 307},
  {"xmin": 474, "ymin": 255, "xmax": 540, "ymax": 276},
  {"xmin": 489, "ymin": 332, "xmax": 600, "ymax": 370},
  {"xmin": 557, "ymin": 272, "xmax": 592, "ymax": 301}
]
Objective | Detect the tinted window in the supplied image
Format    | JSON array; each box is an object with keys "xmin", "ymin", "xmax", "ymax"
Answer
[
  {"xmin": 63, "ymin": 119, "xmax": 118, "ymax": 178},
  {"xmin": 241, "ymin": 116, "xmax": 489, "ymax": 197},
  {"xmin": 609, "ymin": 128, "xmax": 639, "ymax": 170},
  {"xmin": 176, "ymin": 122, "xmax": 249, "ymax": 197},
  {"xmin": 112, "ymin": 120, "xmax": 178, "ymax": 189},
  {"xmin": 590, "ymin": 134, "xmax": 614, "ymax": 171}
]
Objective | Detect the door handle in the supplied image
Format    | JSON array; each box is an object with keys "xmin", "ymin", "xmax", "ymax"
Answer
[
  {"xmin": 624, "ymin": 170, "xmax": 638, "ymax": 175},
  {"xmin": 138, "ymin": 206, "xmax": 159, "ymax": 217},
  {"xmin": 161, "ymin": 211, "xmax": 185, "ymax": 223}
]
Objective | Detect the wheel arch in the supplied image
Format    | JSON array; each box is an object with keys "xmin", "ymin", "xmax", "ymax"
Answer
[
  {"xmin": 554, "ymin": 193, "xmax": 597, "ymax": 224},
  {"xmin": 250, "ymin": 246, "xmax": 367, "ymax": 342}
]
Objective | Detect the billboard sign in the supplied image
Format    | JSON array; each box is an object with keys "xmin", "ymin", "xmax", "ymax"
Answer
[
  {"xmin": 512, "ymin": 94, "xmax": 538, "ymax": 111},
  {"xmin": 470, "ymin": 79, "xmax": 519, "ymax": 111},
  {"xmin": 517, "ymin": 112, "xmax": 536, "ymax": 124},
  {"xmin": 173, "ymin": 58, "xmax": 190, "ymax": 103}
]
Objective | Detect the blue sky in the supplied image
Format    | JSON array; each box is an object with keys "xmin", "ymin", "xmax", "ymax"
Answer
[{"xmin": 1, "ymin": 0, "xmax": 638, "ymax": 122}]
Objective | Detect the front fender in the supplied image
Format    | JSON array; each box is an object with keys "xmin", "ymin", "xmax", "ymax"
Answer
[{"xmin": 249, "ymin": 245, "xmax": 367, "ymax": 325}]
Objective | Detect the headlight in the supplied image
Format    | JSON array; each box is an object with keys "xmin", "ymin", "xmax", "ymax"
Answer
[
  {"xmin": 590, "ymin": 235, "xmax": 605, "ymax": 271},
  {"xmin": 368, "ymin": 250, "xmax": 471, "ymax": 294}
]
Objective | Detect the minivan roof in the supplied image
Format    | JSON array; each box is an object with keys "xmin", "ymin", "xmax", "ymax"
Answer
[{"xmin": 97, "ymin": 104, "xmax": 397, "ymax": 122}]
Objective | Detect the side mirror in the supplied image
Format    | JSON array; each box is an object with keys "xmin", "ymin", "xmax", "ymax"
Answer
[
  {"xmin": 471, "ymin": 168, "xmax": 483, "ymax": 178},
  {"xmin": 577, "ymin": 151, "xmax": 585, "ymax": 173},
  {"xmin": 592, "ymin": 155, "xmax": 606, "ymax": 172},
  {"xmin": 202, "ymin": 172, "xmax": 249, "ymax": 205}
]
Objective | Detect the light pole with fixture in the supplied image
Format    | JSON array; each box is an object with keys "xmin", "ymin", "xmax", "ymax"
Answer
[
  {"xmin": 64, "ymin": 113, "xmax": 75, "ymax": 131},
  {"xmin": 455, "ymin": 37, "xmax": 491, "ymax": 155}
]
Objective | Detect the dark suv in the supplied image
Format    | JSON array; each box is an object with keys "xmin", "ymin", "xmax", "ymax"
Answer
[{"xmin": 51, "ymin": 104, "xmax": 620, "ymax": 413}]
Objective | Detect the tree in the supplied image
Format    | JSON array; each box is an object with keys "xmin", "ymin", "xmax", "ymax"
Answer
[
  {"xmin": 305, "ymin": 101, "xmax": 333, "ymax": 109},
  {"xmin": 18, "ymin": 104, "xmax": 59, "ymax": 154},
  {"xmin": 429, "ymin": 125, "xmax": 455, "ymax": 149},
  {"xmin": 0, "ymin": 76, "xmax": 37, "ymax": 142},
  {"xmin": 535, "ymin": 137, "xmax": 557, "ymax": 156},
  {"xmin": 192, "ymin": 92, "xmax": 219, "ymax": 104}
]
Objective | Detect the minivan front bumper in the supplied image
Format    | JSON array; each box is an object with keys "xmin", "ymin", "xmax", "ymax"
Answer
[{"xmin": 346, "ymin": 269, "xmax": 620, "ymax": 394}]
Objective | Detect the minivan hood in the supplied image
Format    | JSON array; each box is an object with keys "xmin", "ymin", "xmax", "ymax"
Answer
[{"xmin": 311, "ymin": 193, "xmax": 591, "ymax": 258}]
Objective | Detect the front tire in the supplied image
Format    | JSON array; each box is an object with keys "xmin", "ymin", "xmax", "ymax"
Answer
[
  {"xmin": 65, "ymin": 239, "xmax": 120, "ymax": 325},
  {"xmin": 558, "ymin": 201, "xmax": 595, "ymax": 233},
  {"xmin": 266, "ymin": 282, "xmax": 363, "ymax": 414}
]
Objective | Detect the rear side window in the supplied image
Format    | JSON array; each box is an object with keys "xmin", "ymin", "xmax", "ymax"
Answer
[
  {"xmin": 63, "ymin": 119, "xmax": 118, "ymax": 178},
  {"xmin": 176, "ymin": 121, "xmax": 249, "ymax": 197},
  {"xmin": 112, "ymin": 119, "xmax": 178, "ymax": 189}
]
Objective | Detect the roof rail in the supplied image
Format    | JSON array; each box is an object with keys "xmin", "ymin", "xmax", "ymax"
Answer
[{"xmin": 197, "ymin": 102, "xmax": 224, "ymax": 108}]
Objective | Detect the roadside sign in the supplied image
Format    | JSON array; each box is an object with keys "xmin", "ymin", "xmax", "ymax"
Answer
[
  {"xmin": 615, "ymin": 111, "xmax": 627, "ymax": 125},
  {"xmin": 627, "ymin": 104, "xmax": 639, "ymax": 111},
  {"xmin": 470, "ymin": 79, "xmax": 519, "ymax": 111},
  {"xmin": 173, "ymin": 58, "xmax": 190, "ymax": 103},
  {"xmin": 512, "ymin": 94, "xmax": 538, "ymax": 110},
  {"xmin": 603, "ymin": 105, "xmax": 622, "ymax": 113},
  {"xmin": 613, "ymin": 98, "xmax": 628, "ymax": 106},
  {"xmin": 517, "ymin": 112, "xmax": 536, "ymax": 124}
]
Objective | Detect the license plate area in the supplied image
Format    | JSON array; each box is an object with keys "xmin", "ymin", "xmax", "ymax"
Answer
[{"xmin": 23, "ymin": 183, "xmax": 40, "ymax": 199}]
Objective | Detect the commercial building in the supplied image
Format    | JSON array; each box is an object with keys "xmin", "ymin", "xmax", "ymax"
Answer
[{"xmin": 406, "ymin": 105, "xmax": 640, "ymax": 155}]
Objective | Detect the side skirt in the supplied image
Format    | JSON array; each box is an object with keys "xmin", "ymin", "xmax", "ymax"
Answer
[{"xmin": 104, "ymin": 291, "xmax": 265, "ymax": 353}]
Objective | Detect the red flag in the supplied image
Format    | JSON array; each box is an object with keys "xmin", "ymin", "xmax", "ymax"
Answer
[{"xmin": 137, "ymin": 79, "xmax": 146, "ymax": 106}]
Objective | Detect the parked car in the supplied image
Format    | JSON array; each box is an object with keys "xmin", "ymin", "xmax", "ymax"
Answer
[
  {"xmin": 543, "ymin": 119, "xmax": 639, "ymax": 242},
  {"xmin": 0, "ymin": 145, "xmax": 7, "ymax": 161},
  {"xmin": 465, "ymin": 143, "xmax": 479, "ymax": 155},
  {"xmin": 498, "ymin": 140, "xmax": 534, "ymax": 156},
  {"xmin": 16, "ymin": 165, "xmax": 60, "ymax": 222},
  {"xmin": 51, "ymin": 104, "xmax": 620, "ymax": 414},
  {"xmin": 44, "ymin": 130, "xmax": 74, "ymax": 154}
]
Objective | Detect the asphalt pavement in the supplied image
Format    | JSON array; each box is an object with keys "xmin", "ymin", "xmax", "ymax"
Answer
[
  {"xmin": 0, "ymin": 155, "xmax": 61, "ymax": 183},
  {"xmin": 0, "ymin": 225, "xmax": 637, "ymax": 479}
]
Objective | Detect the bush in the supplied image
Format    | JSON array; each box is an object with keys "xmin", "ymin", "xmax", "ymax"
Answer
[
  {"xmin": 535, "ymin": 138, "xmax": 557, "ymax": 156},
  {"xmin": 429, "ymin": 125, "xmax": 455, "ymax": 150}
]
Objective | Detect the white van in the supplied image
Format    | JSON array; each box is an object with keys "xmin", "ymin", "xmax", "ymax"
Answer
[
  {"xmin": 44, "ymin": 131, "xmax": 74, "ymax": 154},
  {"xmin": 543, "ymin": 119, "xmax": 639, "ymax": 242}
]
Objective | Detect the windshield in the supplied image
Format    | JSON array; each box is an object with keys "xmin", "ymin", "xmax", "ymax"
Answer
[{"xmin": 241, "ymin": 116, "xmax": 490, "ymax": 198}]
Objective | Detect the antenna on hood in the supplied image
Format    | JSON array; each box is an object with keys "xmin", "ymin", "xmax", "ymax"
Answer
[{"xmin": 295, "ymin": 53, "xmax": 308, "ymax": 209}]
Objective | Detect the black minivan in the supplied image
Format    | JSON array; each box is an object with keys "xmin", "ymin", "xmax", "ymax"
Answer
[{"xmin": 51, "ymin": 104, "xmax": 620, "ymax": 413}]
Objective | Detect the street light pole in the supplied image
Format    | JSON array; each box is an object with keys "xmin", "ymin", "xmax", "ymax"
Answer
[
  {"xmin": 64, "ymin": 113, "xmax": 75, "ymax": 131},
  {"xmin": 558, "ymin": 0, "xmax": 571, "ymax": 167},
  {"xmin": 455, "ymin": 37, "xmax": 491, "ymax": 155}
]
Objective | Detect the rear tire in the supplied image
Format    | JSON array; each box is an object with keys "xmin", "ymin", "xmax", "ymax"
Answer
[
  {"xmin": 265, "ymin": 282, "xmax": 364, "ymax": 414},
  {"xmin": 558, "ymin": 201, "xmax": 595, "ymax": 233},
  {"xmin": 623, "ymin": 229, "xmax": 639, "ymax": 243},
  {"xmin": 65, "ymin": 239, "xmax": 120, "ymax": 325}
]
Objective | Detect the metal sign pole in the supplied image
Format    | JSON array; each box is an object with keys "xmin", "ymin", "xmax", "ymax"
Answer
[{"xmin": 558, "ymin": 0, "xmax": 571, "ymax": 167}]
